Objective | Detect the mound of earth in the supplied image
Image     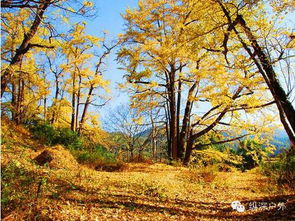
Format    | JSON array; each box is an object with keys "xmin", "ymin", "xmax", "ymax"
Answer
[{"xmin": 34, "ymin": 145, "xmax": 78, "ymax": 170}]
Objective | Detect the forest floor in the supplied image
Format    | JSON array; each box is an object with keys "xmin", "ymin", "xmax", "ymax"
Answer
[{"xmin": 1, "ymin": 122, "xmax": 295, "ymax": 220}]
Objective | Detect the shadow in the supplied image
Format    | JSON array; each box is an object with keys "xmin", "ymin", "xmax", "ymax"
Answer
[{"xmin": 57, "ymin": 188, "xmax": 295, "ymax": 220}]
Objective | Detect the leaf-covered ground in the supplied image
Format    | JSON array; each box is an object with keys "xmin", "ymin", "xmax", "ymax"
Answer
[
  {"xmin": 1, "ymin": 122, "xmax": 294, "ymax": 220},
  {"xmin": 2, "ymin": 157, "xmax": 295, "ymax": 220}
]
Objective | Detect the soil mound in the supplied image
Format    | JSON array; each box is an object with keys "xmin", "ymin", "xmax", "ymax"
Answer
[{"xmin": 34, "ymin": 145, "xmax": 78, "ymax": 169}]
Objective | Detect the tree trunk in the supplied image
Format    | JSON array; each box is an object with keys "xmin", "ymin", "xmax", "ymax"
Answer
[
  {"xmin": 51, "ymin": 75, "xmax": 60, "ymax": 124},
  {"xmin": 79, "ymin": 84, "xmax": 94, "ymax": 134},
  {"xmin": 11, "ymin": 81, "xmax": 17, "ymax": 121},
  {"xmin": 178, "ymin": 82, "xmax": 196, "ymax": 158},
  {"xmin": 236, "ymin": 14, "xmax": 295, "ymax": 148},
  {"xmin": 176, "ymin": 79, "xmax": 183, "ymax": 159},
  {"xmin": 1, "ymin": 1, "xmax": 50, "ymax": 97},
  {"xmin": 150, "ymin": 110, "xmax": 156, "ymax": 159},
  {"xmin": 75, "ymin": 75, "xmax": 82, "ymax": 131},
  {"xmin": 44, "ymin": 96, "xmax": 47, "ymax": 122},
  {"xmin": 71, "ymin": 71, "xmax": 76, "ymax": 131},
  {"xmin": 183, "ymin": 131, "xmax": 194, "ymax": 165},
  {"xmin": 164, "ymin": 100, "xmax": 171, "ymax": 158},
  {"xmin": 168, "ymin": 67, "xmax": 178, "ymax": 160}
]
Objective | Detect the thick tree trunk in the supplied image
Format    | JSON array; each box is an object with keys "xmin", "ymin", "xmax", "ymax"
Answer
[
  {"xmin": 178, "ymin": 82, "xmax": 196, "ymax": 158},
  {"xmin": 183, "ymin": 131, "xmax": 194, "ymax": 165}
]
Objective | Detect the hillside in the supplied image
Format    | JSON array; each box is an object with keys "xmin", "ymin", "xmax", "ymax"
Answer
[{"xmin": 1, "ymin": 120, "xmax": 294, "ymax": 220}]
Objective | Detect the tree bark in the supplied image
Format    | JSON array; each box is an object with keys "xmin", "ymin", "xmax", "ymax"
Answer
[
  {"xmin": 168, "ymin": 67, "xmax": 178, "ymax": 160},
  {"xmin": 179, "ymin": 82, "xmax": 196, "ymax": 159},
  {"xmin": 71, "ymin": 71, "xmax": 76, "ymax": 131},
  {"xmin": 1, "ymin": 1, "xmax": 50, "ymax": 97},
  {"xmin": 75, "ymin": 75, "xmax": 82, "ymax": 131},
  {"xmin": 79, "ymin": 85, "xmax": 94, "ymax": 134},
  {"xmin": 183, "ymin": 130, "xmax": 194, "ymax": 165},
  {"xmin": 176, "ymin": 79, "xmax": 183, "ymax": 159}
]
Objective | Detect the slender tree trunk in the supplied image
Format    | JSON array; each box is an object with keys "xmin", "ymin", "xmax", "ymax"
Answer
[
  {"xmin": 130, "ymin": 147, "xmax": 134, "ymax": 161},
  {"xmin": 176, "ymin": 80, "xmax": 183, "ymax": 159},
  {"xmin": 15, "ymin": 78, "xmax": 22, "ymax": 124},
  {"xmin": 164, "ymin": 98, "xmax": 171, "ymax": 158},
  {"xmin": 168, "ymin": 67, "xmax": 178, "ymax": 160},
  {"xmin": 15, "ymin": 79, "xmax": 25, "ymax": 124},
  {"xmin": 75, "ymin": 75, "xmax": 82, "ymax": 131},
  {"xmin": 11, "ymin": 81, "xmax": 16, "ymax": 121},
  {"xmin": 71, "ymin": 71, "xmax": 76, "ymax": 131},
  {"xmin": 150, "ymin": 110, "xmax": 156, "ymax": 159},
  {"xmin": 51, "ymin": 76, "xmax": 60, "ymax": 124},
  {"xmin": 79, "ymin": 85, "xmax": 94, "ymax": 134},
  {"xmin": 44, "ymin": 96, "xmax": 47, "ymax": 122}
]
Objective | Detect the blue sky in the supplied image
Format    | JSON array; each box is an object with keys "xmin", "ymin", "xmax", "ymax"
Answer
[
  {"xmin": 76, "ymin": 0, "xmax": 295, "ymax": 123},
  {"xmin": 83, "ymin": 0, "xmax": 139, "ymax": 119}
]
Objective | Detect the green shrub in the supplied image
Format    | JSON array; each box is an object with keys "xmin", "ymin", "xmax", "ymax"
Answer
[
  {"xmin": 29, "ymin": 122, "xmax": 57, "ymax": 145},
  {"xmin": 235, "ymin": 139, "xmax": 267, "ymax": 171},
  {"xmin": 72, "ymin": 145, "xmax": 122, "ymax": 171},
  {"xmin": 28, "ymin": 121, "xmax": 121, "ymax": 170},
  {"xmin": 28, "ymin": 122, "xmax": 83, "ymax": 150},
  {"xmin": 54, "ymin": 128, "xmax": 83, "ymax": 150}
]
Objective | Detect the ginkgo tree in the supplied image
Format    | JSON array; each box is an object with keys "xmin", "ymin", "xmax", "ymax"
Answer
[
  {"xmin": 59, "ymin": 23, "xmax": 113, "ymax": 133},
  {"xmin": 209, "ymin": 0, "xmax": 295, "ymax": 148},
  {"xmin": 1, "ymin": 1, "xmax": 115, "ymax": 148},
  {"xmin": 1, "ymin": 0, "xmax": 95, "ymax": 97},
  {"xmin": 118, "ymin": 0, "xmax": 279, "ymax": 163},
  {"xmin": 1, "ymin": 9, "xmax": 53, "ymax": 124}
]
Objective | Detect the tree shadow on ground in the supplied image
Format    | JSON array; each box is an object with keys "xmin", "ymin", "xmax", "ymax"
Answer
[{"xmin": 60, "ymin": 188, "xmax": 295, "ymax": 220}]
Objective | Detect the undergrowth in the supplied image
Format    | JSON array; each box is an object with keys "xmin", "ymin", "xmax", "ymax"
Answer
[
  {"xmin": 260, "ymin": 149, "xmax": 295, "ymax": 189},
  {"xmin": 27, "ymin": 121, "xmax": 123, "ymax": 171}
]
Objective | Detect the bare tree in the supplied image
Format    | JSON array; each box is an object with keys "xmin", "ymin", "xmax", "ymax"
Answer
[{"xmin": 105, "ymin": 105, "xmax": 149, "ymax": 161}]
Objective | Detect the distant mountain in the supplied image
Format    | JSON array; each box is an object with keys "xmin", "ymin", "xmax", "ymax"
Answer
[
  {"xmin": 271, "ymin": 129, "xmax": 290, "ymax": 155},
  {"xmin": 136, "ymin": 128, "xmax": 290, "ymax": 155}
]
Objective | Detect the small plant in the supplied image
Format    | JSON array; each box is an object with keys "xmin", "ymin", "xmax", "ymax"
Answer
[
  {"xmin": 260, "ymin": 149, "xmax": 295, "ymax": 188},
  {"xmin": 1, "ymin": 160, "xmax": 37, "ymax": 214}
]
